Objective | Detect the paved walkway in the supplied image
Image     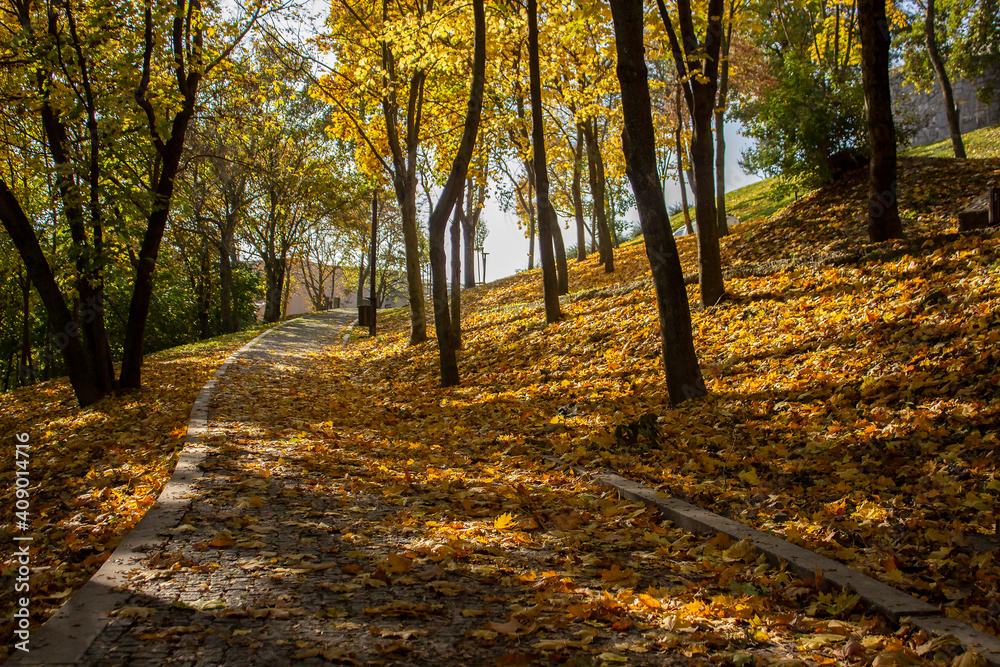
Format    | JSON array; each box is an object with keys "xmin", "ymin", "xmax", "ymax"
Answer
[{"xmin": 11, "ymin": 312, "xmax": 356, "ymax": 666}]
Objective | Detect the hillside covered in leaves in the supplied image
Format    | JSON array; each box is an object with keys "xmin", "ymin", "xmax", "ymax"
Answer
[
  {"xmin": 1, "ymin": 156, "xmax": 998, "ymax": 663},
  {"xmin": 351, "ymin": 156, "xmax": 1000, "ymax": 638}
]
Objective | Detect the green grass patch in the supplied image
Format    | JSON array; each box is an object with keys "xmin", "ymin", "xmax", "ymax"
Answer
[{"xmin": 902, "ymin": 125, "xmax": 1000, "ymax": 158}]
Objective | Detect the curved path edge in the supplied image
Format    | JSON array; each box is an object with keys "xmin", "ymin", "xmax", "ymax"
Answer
[
  {"xmin": 553, "ymin": 460, "xmax": 1000, "ymax": 666},
  {"xmin": 8, "ymin": 318, "xmax": 306, "ymax": 666}
]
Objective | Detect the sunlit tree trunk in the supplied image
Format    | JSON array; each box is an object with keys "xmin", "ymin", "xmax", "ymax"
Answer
[
  {"xmin": 528, "ymin": 0, "xmax": 562, "ymax": 323},
  {"xmin": 610, "ymin": 0, "xmax": 707, "ymax": 405}
]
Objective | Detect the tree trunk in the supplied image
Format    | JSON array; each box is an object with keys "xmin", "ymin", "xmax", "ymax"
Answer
[
  {"xmin": 197, "ymin": 234, "xmax": 211, "ymax": 339},
  {"xmin": 219, "ymin": 218, "xmax": 238, "ymax": 333},
  {"xmin": 595, "ymin": 136, "xmax": 620, "ymax": 249},
  {"xmin": 119, "ymin": 97, "xmax": 199, "ymax": 389},
  {"xmin": 19, "ymin": 270, "xmax": 33, "ymax": 387},
  {"xmin": 715, "ymin": 9, "xmax": 735, "ymax": 238},
  {"xmin": 691, "ymin": 102, "xmax": 725, "ymax": 305},
  {"xmin": 583, "ymin": 119, "xmax": 614, "ymax": 273},
  {"xmin": 859, "ymin": 0, "xmax": 904, "ymax": 241},
  {"xmin": 0, "ymin": 179, "xmax": 103, "ymax": 406},
  {"xmin": 656, "ymin": 0, "xmax": 726, "ymax": 307},
  {"xmin": 925, "ymin": 0, "xmax": 966, "ymax": 159},
  {"xmin": 400, "ymin": 173, "xmax": 427, "ymax": 344},
  {"xmin": 609, "ymin": 0, "xmax": 707, "ymax": 405},
  {"xmin": 461, "ymin": 177, "xmax": 480, "ymax": 288},
  {"xmin": 573, "ymin": 125, "xmax": 587, "ymax": 261},
  {"xmin": 528, "ymin": 0, "xmax": 562, "ymax": 323},
  {"xmin": 426, "ymin": 0, "xmax": 485, "ymax": 387},
  {"xmin": 551, "ymin": 211, "xmax": 569, "ymax": 294},
  {"xmin": 527, "ymin": 179, "xmax": 536, "ymax": 270},
  {"xmin": 263, "ymin": 259, "xmax": 285, "ymax": 323},
  {"xmin": 451, "ymin": 187, "xmax": 463, "ymax": 347},
  {"xmin": 356, "ymin": 242, "xmax": 367, "ymax": 307}
]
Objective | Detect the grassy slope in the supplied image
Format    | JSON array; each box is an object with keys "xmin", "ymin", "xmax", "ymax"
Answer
[
  {"xmin": 359, "ymin": 154, "xmax": 1000, "ymax": 638},
  {"xmin": 903, "ymin": 126, "xmax": 1000, "ymax": 159}
]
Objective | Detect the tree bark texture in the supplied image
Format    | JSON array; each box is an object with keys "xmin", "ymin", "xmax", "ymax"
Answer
[
  {"xmin": 573, "ymin": 125, "xmax": 587, "ymax": 261},
  {"xmin": 609, "ymin": 0, "xmax": 707, "ymax": 405},
  {"xmin": 657, "ymin": 0, "xmax": 726, "ymax": 307},
  {"xmin": 451, "ymin": 187, "xmax": 463, "ymax": 346},
  {"xmin": 925, "ymin": 0, "xmax": 966, "ymax": 159},
  {"xmin": 859, "ymin": 0, "xmax": 904, "ymax": 241},
  {"xmin": 583, "ymin": 119, "xmax": 614, "ymax": 273},
  {"xmin": 426, "ymin": 0, "xmax": 485, "ymax": 386},
  {"xmin": 0, "ymin": 178, "xmax": 103, "ymax": 406},
  {"xmin": 528, "ymin": 0, "xmax": 563, "ymax": 323}
]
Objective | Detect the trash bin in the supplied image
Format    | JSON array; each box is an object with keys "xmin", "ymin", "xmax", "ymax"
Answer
[{"xmin": 358, "ymin": 304, "xmax": 373, "ymax": 326}]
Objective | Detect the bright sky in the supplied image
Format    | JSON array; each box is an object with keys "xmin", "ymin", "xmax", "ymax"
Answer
[{"xmin": 476, "ymin": 121, "xmax": 760, "ymax": 282}]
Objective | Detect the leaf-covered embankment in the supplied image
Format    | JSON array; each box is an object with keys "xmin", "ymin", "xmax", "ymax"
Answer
[{"xmin": 350, "ymin": 156, "xmax": 1000, "ymax": 639}]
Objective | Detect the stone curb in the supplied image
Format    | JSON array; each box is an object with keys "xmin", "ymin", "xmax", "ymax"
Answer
[
  {"xmin": 7, "ymin": 318, "xmax": 304, "ymax": 666},
  {"xmin": 341, "ymin": 318, "xmax": 359, "ymax": 346},
  {"xmin": 554, "ymin": 462, "xmax": 1000, "ymax": 666}
]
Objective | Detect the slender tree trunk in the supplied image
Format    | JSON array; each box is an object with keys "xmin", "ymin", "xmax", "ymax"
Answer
[
  {"xmin": 461, "ymin": 177, "xmax": 479, "ymax": 288},
  {"xmin": 19, "ymin": 271, "xmax": 32, "ymax": 387},
  {"xmin": 573, "ymin": 125, "xmax": 587, "ymax": 261},
  {"xmin": 356, "ymin": 244, "xmax": 367, "ymax": 307},
  {"xmin": 691, "ymin": 103, "xmax": 725, "ymax": 305},
  {"xmin": 119, "ymin": 103, "xmax": 199, "ymax": 389},
  {"xmin": 451, "ymin": 187, "xmax": 462, "ymax": 347},
  {"xmin": 427, "ymin": 0, "xmax": 485, "ymax": 386},
  {"xmin": 219, "ymin": 218, "xmax": 238, "ymax": 333},
  {"xmin": 551, "ymin": 211, "xmax": 569, "ymax": 294},
  {"xmin": 595, "ymin": 136, "xmax": 620, "ymax": 250},
  {"xmin": 527, "ymin": 180, "xmax": 536, "ymax": 270},
  {"xmin": 715, "ymin": 9, "xmax": 734, "ymax": 237},
  {"xmin": 860, "ymin": 0, "xmax": 904, "ymax": 241},
  {"xmin": 528, "ymin": 0, "xmax": 562, "ymax": 323},
  {"xmin": 676, "ymin": 85, "xmax": 694, "ymax": 235},
  {"xmin": 583, "ymin": 119, "xmax": 614, "ymax": 272},
  {"xmin": 609, "ymin": 0, "xmax": 707, "ymax": 405},
  {"xmin": 400, "ymin": 174, "xmax": 427, "ymax": 343},
  {"xmin": 925, "ymin": 0, "xmax": 966, "ymax": 159},
  {"xmin": 197, "ymin": 234, "xmax": 211, "ymax": 339}
]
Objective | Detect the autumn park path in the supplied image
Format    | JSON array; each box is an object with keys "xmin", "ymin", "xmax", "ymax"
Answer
[{"xmin": 9, "ymin": 308, "xmax": 1000, "ymax": 665}]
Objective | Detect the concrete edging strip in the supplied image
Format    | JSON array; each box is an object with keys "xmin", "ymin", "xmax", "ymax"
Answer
[
  {"xmin": 555, "ymin": 462, "xmax": 1000, "ymax": 666},
  {"xmin": 9, "ymin": 319, "xmax": 299, "ymax": 666}
]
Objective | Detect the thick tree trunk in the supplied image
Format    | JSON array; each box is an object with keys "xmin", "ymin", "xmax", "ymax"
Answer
[
  {"xmin": 859, "ymin": 0, "xmax": 904, "ymax": 241},
  {"xmin": 583, "ymin": 119, "xmax": 614, "ymax": 273},
  {"xmin": 925, "ymin": 0, "xmax": 966, "ymax": 159},
  {"xmin": 451, "ymin": 187, "xmax": 462, "ymax": 347},
  {"xmin": 426, "ymin": 0, "xmax": 485, "ymax": 387},
  {"xmin": 573, "ymin": 125, "xmax": 587, "ymax": 261},
  {"xmin": 263, "ymin": 259, "xmax": 285, "ymax": 323},
  {"xmin": 528, "ymin": 0, "xmax": 562, "ymax": 323},
  {"xmin": 0, "ymin": 179, "xmax": 103, "ymax": 406},
  {"xmin": 609, "ymin": 0, "xmax": 707, "ymax": 405}
]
